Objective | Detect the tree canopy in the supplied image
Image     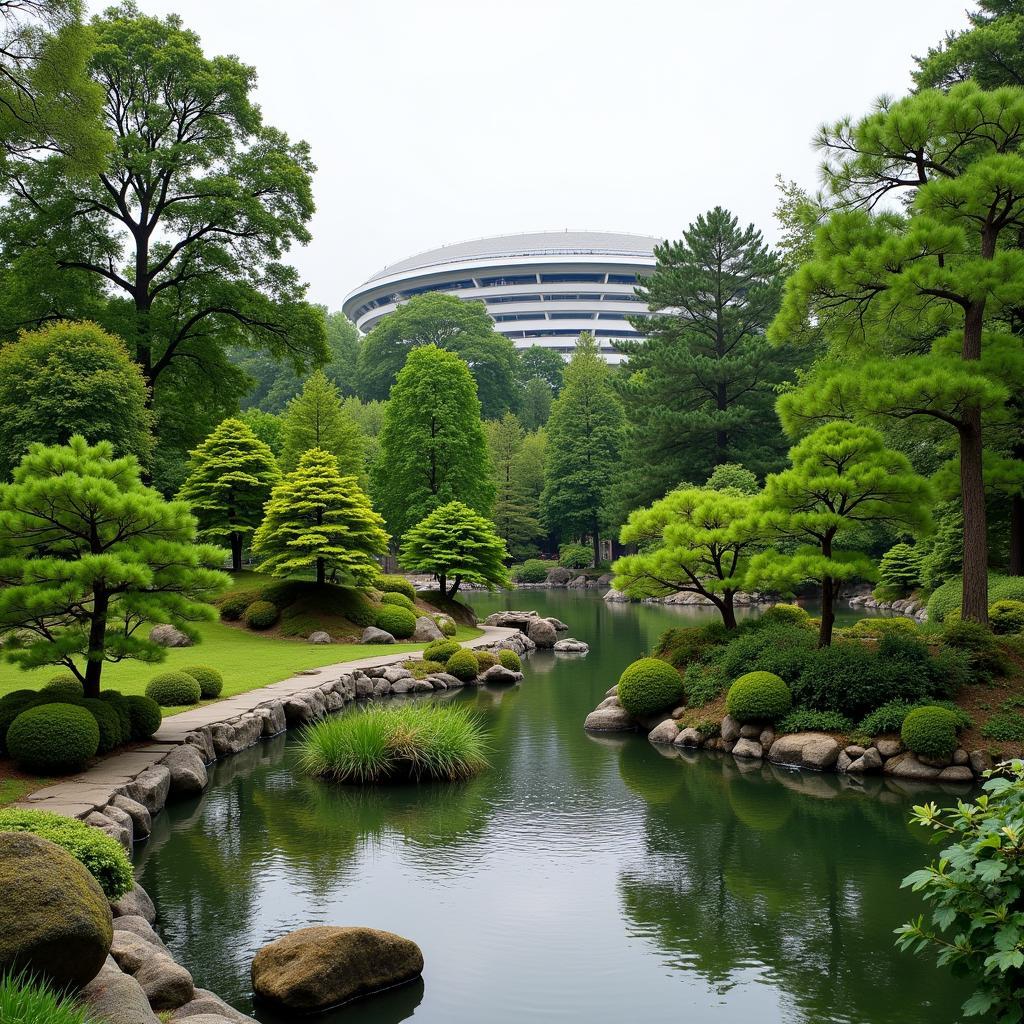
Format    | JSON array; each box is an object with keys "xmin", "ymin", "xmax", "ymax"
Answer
[
  {"xmin": 280, "ymin": 369, "xmax": 365, "ymax": 476},
  {"xmin": 485, "ymin": 412, "xmax": 543, "ymax": 558}
]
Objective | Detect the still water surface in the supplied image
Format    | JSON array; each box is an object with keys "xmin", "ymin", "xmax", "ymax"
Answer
[{"xmin": 135, "ymin": 591, "xmax": 972, "ymax": 1023}]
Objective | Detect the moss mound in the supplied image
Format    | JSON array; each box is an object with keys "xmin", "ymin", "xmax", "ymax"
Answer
[
  {"xmin": 617, "ymin": 658, "xmax": 684, "ymax": 717},
  {"xmin": 380, "ymin": 591, "xmax": 416, "ymax": 612},
  {"xmin": 374, "ymin": 574, "xmax": 416, "ymax": 601},
  {"xmin": 6, "ymin": 703, "xmax": 99, "ymax": 773},
  {"xmin": 146, "ymin": 671, "xmax": 202, "ymax": 707},
  {"xmin": 244, "ymin": 600, "xmax": 280, "ymax": 630},
  {"xmin": 725, "ymin": 672, "xmax": 792, "ymax": 723}
]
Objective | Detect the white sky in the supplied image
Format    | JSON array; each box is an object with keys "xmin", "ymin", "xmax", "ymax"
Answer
[{"xmin": 90, "ymin": 0, "xmax": 975, "ymax": 310}]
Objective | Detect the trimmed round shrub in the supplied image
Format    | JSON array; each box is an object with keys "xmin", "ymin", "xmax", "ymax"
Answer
[
  {"xmin": 6, "ymin": 703, "xmax": 99, "ymax": 773},
  {"xmin": 759, "ymin": 604, "xmax": 811, "ymax": 628},
  {"xmin": 0, "ymin": 688, "xmax": 38, "ymax": 708},
  {"xmin": 424, "ymin": 638, "xmax": 461, "ymax": 663},
  {"xmin": 990, "ymin": 599, "xmax": 1024, "ymax": 636},
  {"xmin": 777, "ymin": 707, "xmax": 851, "ymax": 735},
  {"xmin": 374, "ymin": 574, "xmax": 416, "ymax": 601},
  {"xmin": 125, "ymin": 695, "xmax": 162, "ymax": 740},
  {"xmin": 380, "ymin": 591, "xmax": 416, "ymax": 611},
  {"xmin": 446, "ymin": 649, "xmax": 481, "ymax": 681},
  {"xmin": 475, "ymin": 651, "xmax": 498, "ymax": 672},
  {"xmin": 374, "ymin": 604, "xmax": 417, "ymax": 640},
  {"xmin": 434, "ymin": 615, "xmax": 457, "ymax": 637},
  {"xmin": 726, "ymin": 671, "xmax": 792, "ymax": 723},
  {"xmin": 41, "ymin": 673, "xmax": 85, "ymax": 700},
  {"xmin": 901, "ymin": 706, "xmax": 959, "ymax": 759},
  {"xmin": 218, "ymin": 589, "xmax": 259, "ymax": 621},
  {"xmin": 244, "ymin": 600, "xmax": 279, "ymax": 630},
  {"xmin": 498, "ymin": 649, "xmax": 522, "ymax": 671},
  {"xmin": 80, "ymin": 697, "xmax": 123, "ymax": 752},
  {"xmin": 0, "ymin": 808, "xmax": 133, "ymax": 899},
  {"xmin": 617, "ymin": 657, "xmax": 685, "ymax": 717},
  {"xmin": 0, "ymin": 693, "xmax": 43, "ymax": 754},
  {"xmin": 145, "ymin": 671, "xmax": 202, "ymax": 708},
  {"xmin": 843, "ymin": 616, "xmax": 919, "ymax": 639},
  {"xmin": 511, "ymin": 559, "xmax": 549, "ymax": 583},
  {"xmin": 180, "ymin": 664, "xmax": 224, "ymax": 699},
  {"xmin": 97, "ymin": 691, "xmax": 132, "ymax": 744}
]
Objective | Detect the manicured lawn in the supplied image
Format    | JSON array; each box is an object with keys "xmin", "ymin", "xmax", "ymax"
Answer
[{"xmin": 0, "ymin": 619, "xmax": 483, "ymax": 715}]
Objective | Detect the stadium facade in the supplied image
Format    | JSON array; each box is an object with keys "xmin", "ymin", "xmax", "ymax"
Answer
[{"xmin": 342, "ymin": 230, "xmax": 661, "ymax": 364}]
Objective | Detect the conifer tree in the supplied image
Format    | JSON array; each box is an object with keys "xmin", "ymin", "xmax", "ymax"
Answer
[
  {"xmin": 280, "ymin": 369, "xmax": 365, "ymax": 476},
  {"xmin": 252, "ymin": 448, "xmax": 388, "ymax": 587},
  {"xmin": 541, "ymin": 334, "xmax": 626, "ymax": 565},
  {"xmin": 400, "ymin": 501, "xmax": 510, "ymax": 599},
  {"xmin": 177, "ymin": 418, "xmax": 280, "ymax": 571},
  {"xmin": 0, "ymin": 436, "xmax": 227, "ymax": 696},
  {"xmin": 485, "ymin": 412, "xmax": 542, "ymax": 557}
]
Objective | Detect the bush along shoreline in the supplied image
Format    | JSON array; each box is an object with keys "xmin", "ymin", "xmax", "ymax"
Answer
[{"xmin": 584, "ymin": 603, "xmax": 1024, "ymax": 784}]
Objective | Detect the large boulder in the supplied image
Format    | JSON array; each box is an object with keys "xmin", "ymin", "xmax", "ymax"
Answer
[
  {"xmin": 527, "ymin": 617, "xmax": 557, "ymax": 649},
  {"xmin": 584, "ymin": 706, "xmax": 636, "ymax": 732},
  {"xmin": 79, "ymin": 957, "xmax": 160, "ymax": 1024},
  {"xmin": 0, "ymin": 832, "xmax": 112, "ymax": 989},
  {"xmin": 251, "ymin": 926, "xmax": 424, "ymax": 1013},
  {"xmin": 481, "ymin": 663, "xmax": 522, "ymax": 685},
  {"xmin": 111, "ymin": 796, "xmax": 153, "ymax": 843},
  {"xmin": 112, "ymin": 882, "xmax": 157, "ymax": 924},
  {"xmin": 412, "ymin": 616, "xmax": 444, "ymax": 642},
  {"xmin": 545, "ymin": 566, "xmax": 571, "ymax": 587},
  {"xmin": 149, "ymin": 624, "xmax": 193, "ymax": 648},
  {"xmin": 134, "ymin": 954, "xmax": 195, "ymax": 1010},
  {"xmin": 162, "ymin": 744, "xmax": 209, "ymax": 797},
  {"xmin": 483, "ymin": 610, "xmax": 539, "ymax": 630},
  {"xmin": 767, "ymin": 732, "xmax": 841, "ymax": 771},
  {"xmin": 647, "ymin": 719, "xmax": 678, "ymax": 744},
  {"xmin": 361, "ymin": 626, "xmax": 394, "ymax": 644},
  {"xmin": 308, "ymin": 630, "xmax": 332, "ymax": 644},
  {"xmin": 169, "ymin": 988, "xmax": 253, "ymax": 1022},
  {"xmin": 603, "ymin": 588, "xmax": 630, "ymax": 603},
  {"xmin": 123, "ymin": 765, "xmax": 172, "ymax": 814},
  {"xmin": 553, "ymin": 638, "xmax": 589, "ymax": 653}
]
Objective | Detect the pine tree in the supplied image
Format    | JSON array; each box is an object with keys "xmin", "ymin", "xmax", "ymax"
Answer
[
  {"xmin": 252, "ymin": 448, "xmax": 389, "ymax": 587},
  {"xmin": 280, "ymin": 369, "xmax": 365, "ymax": 476},
  {"xmin": 0, "ymin": 436, "xmax": 227, "ymax": 696},
  {"xmin": 485, "ymin": 413, "xmax": 542, "ymax": 557},
  {"xmin": 177, "ymin": 418, "xmax": 280, "ymax": 571},
  {"xmin": 541, "ymin": 334, "xmax": 626, "ymax": 564},
  {"xmin": 400, "ymin": 501, "xmax": 510, "ymax": 598},
  {"xmin": 748, "ymin": 423, "xmax": 933, "ymax": 646},
  {"xmin": 374, "ymin": 345, "xmax": 494, "ymax": 541},
  {"xmin": 878, "ymin": 543, "xmax": 924, "ymax": 593}
]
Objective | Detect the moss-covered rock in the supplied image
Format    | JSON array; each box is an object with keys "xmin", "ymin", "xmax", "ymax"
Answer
[{"xmin": 0, "ymin": 832, "xmax": 113, "ymax": 990}]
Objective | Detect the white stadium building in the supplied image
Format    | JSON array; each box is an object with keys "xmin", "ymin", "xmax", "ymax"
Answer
[{"xmin": 342, "ymin": 230, "xmax": 661, "ymax": 364}]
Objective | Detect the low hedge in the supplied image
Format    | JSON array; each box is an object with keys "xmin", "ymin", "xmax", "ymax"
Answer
[
  {"xmin": 725, "ymin": 671, "xmax": 792, "ymax": 723},
  {"xmin": 125, "ymin": 695, "xmax": 162, "ymax": 740},
  {"xmin": 380, "ymin": 591, "xmax": 416, "ymax": 612},
  {"xmin": 842, "ymin": 617, "xmax": 919, "ymax": 639},
  {"xmin": 498, "ymin": 649, "xmax": 522, "ymax": 671},
  {"xmin": 181, "ymin": 665, "xmax": 224, "ymax": 699},
  {"xmin": 445, "ymin": 649, "xmax": 481, "ymax": 681},
  {"xmin": 374, "ymin": 574, "xmax": 416, "ymax": 601},
  {"xmin": 41, "ymin": 673, "xmax": 84, "ymax": 700},
  {"xmin": 6, "ymin": 703, "xmax": 99, "ymax": 773},
  {"xmin": 990, "ymin": 600, "xmax": 1024, "ymax": 636},
  {"xmin": 927, "ymin": 573, "xmax": 1024, "ymax": 623},
  {"xmin": 146, "ymin": 671, "xmax": 202, "ymax": 707},
  {"xmin": 0, "ymin": 807, "xmax": 133, "ymax": 899},
  {"xmin": 940, "ymin": 619, "xmax": 1007, "ymax": 680},
  {"xmin": 244, "ymin": 600, "xmax": 279, "ymax": 630},
  {"xmin": 777, "ymin": 708, "xmax": 852, "ymax": 735},
  {"xmin": 901, "ymin": 705, "xmax": 959, "ymax": 759},
  {"xmin": 375, "ymin": 604, "xmax": 417, "ymax": 639},
  {"xmin": 424, "ymin": 639, "xmax": 461, "ymax": 662},
  {"xmin": 617, "ymin": 658, "xmax": 685, "ymax": 717}
]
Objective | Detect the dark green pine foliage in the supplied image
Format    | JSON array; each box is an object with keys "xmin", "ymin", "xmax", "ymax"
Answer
[
  {"xmin": 617, "ymin": 207, "xmax": 791, "ymax": 502},
  {"xmin": 177, "ymin": 418, "xmax": 280, "ymax": 571}
]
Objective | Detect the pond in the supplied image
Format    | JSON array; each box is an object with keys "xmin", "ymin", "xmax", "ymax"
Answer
[{"xmin": 134, "ymin": 590, "xmax": 971, "ymax": 1024}]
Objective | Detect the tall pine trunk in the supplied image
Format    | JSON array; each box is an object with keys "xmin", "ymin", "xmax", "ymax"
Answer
[
  {"xmin": 230, "ymin": 533, "xmax": 243, "ymax": 572},
  {"xmin": 959, "ymin": 300, "xmax": 988, "ymax": 623},
  {"xmin": 316, "ymin": 557, "xmax": 325, "ymax": 586},
  {"xmin": 719, "ymin": 593, "xmax": 737, "ymax": 630},
  {"xmin": 591, "ymin": 518, "xmax": 600, "ymax": 568},
  {"xmin": 818, "ymin": 576, "xmax": 836, "ymax": 648},
  {"xmin": 1011, "ymin": 494, "xmax": 1024, "ymax": 577}
]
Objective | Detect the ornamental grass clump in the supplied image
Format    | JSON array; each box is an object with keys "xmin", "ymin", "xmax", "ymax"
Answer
[
  {"xmin": 300, "ymin": 703, "xmax": 489, "ymax": 783},
  {"xmin": 0, "ymin": 970, "xmax": 96, "ymax": 1024}
]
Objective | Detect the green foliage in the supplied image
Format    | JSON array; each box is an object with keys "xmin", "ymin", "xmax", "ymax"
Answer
[
  {"xmin": 41, "ymin": 673, "xmax": 84, "ymax": 700},
  {"xmin": 280, "ymin": 369, "xmax": 365, "ymax": 476},
  {"xmin": 928, "ymin": 574, "xmax": 1024, "ymax": 623},
  {"xmin": 759, "ymin": 604, "xmax": 811, "ymax": 628},
  {"xmin": 475, "ymin": 651, "xmax": 497, "ymax": 672},
  {"xmin": 80, "ymin": 697, "xmax": 121, "ymax": 752},
  {"xmin": 705, "ymin": 463, "xmax": 760, "ymax": 495},
  {"xmin": 373, "ymin": 574, "xmax": 416, "ymax": 601},
  {"xmin": 145, "ymin": 671, "xmax": 201, "ymax": 707},
  {"xmin": 0, "ymin": 321, "xmax": 154, "ymax": 478},
  {"xmin": 897, "ymin": 762, "xmax": 1024, "ymax": 1022},
  {"xmin": 842, "ymin": 617, "xmax": 919, "ymax": 639},
  {"xmin": 989, "ymin": 600, "xmax": 1024, "ymax": 636},
  {"xmin": 940, "ymin": 619, "xmax": 1007, "ymax": 681},
  {"xmin": 374, "ymin": 345, "xmax": 494, "ymax": 540},
  {"xmin": 0, "ymin": 808, "xmax": 133, "ymax": 899},
  {"xmin": 519, "ymin": 376, "xmax": 553, "ymax": 431},
  {"xmin": 981, "ymin": 712, "xmax": 1024, "ymax": 742},
  {"xmin": 374, "ymin": 605, "xmax": 416, "ymax": 640},
  {"xmin": 299, "ymin": 702, "xmax": 489, "ymax": 783},
  {"xmin": 859, "ymin": 699, "xmax": 972, "ymax": 738},
  {"xmin": 717, "ymin": 624, "xmax": 817, "ymax": 684},
  {"xmin": 252, "ymin": 448, "xmax": 389, "ymax": 587},
  {"xmin": 498, "ymin": 649, "xmax": 522, "ymax": 671},
  {"xmin": 125, "ymin": 695, "xmax": 161, "ymax": 740},
  {"xmin": 423, "ymin": 639, "xmax": 461, "ymax": 663},
  {"xmin": 6, "ymin": 703, "xmax": 99, "ymax": 773},
  {"xmin": 511, "ymin": 559, "xmax": 549, "ymax": 583},
  {"xmin": 681, "ymin": 661, "xmax": 727, "ymax": 708},
  {"xmin": 877, "ymin": 543, "xmax": 923, "ymax": 593},
  {"xmin": 239, "ymin": 408, "xmax": 284, "ymax": 457},
  {"xmin": 399, "ymin": 500, "xmax": 510, "ymax": 599},
  {"xmin": 726, "ymin": 672, "xmax": 792, "ymax": 723},
  {"xmin": 243, "ymin": 601, "xmax": 279, "ymax": 631},
  {"xmin": 380, "ymin": 591, "xmax": 415, "ymax": 611},
  {"xmin": 558, "ymin": 543, "xmax": 592, "ymax": 570},
  {"xmin": 617, "ymin": 657, "xmax": 685, "ymax": 717},
  {"xmin": 0, "ymin": 969, "xmax": 96, "ymax": 1024},
  {"xmin": 176, "ymin": 418, "xmax": 280, "ymax": 570},
  {"xmin": 98, "ymin": 691, "xmax": 132, "ymax": 744},
  {"xmin": 901, "ymin": 706, "xmax": 959, "ymax": 759},
  {"xmin": 436, "ymin": 616, "xmax": 457, "ymax": 637},
  {"xmin": 445, "ymin": 648, "xmax": 481, "ymax": 681},
  {"xmin": 654, "ymin": 627, "xmax": 718, "ymax": 669},
  {"xmin": 777, "ymin": 708, "xmax": 852, "ymax": 735},
  {"xmin": 403, "ymin": 659, "xmax": 446, "ymax": 680},
  {"xmin": 180, "ymin": 665, "xmax": 224, "ymax": 699},
  {"xmin": 0, "ymin": 436, "xmax": 228, "ymax": 696},
  {"xmin": 485, "ymin": 413, "xmax": 544, "ymax": 558},
  {"xmin": 218, "ymin": 589, "xmax": 260, "ymax": 622}
]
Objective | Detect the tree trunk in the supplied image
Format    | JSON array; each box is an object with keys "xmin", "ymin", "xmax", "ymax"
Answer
[
  {"xmin": 316, "ymin": 558, "xmax": 325, "ymax": 586},
  {"xmin": 448, "ymin": 575, "xmax": 462, "ymax": 600},
  {"xmin": 958, "ymin": 410, "xmax": 989, "ymax": 622},
  {"xmin": 591, "ymin": 518, "xmax": 600, "ymax": 568},
  {"xmin": 1011, "ymin": 493, "xmax": 1024, "ymax": 577},
  {"xmin": 720, "ymin": 594, "xmax": 737, "ymax": 630},
  {"xmin": 84, "ymin": 589, "xmax": 109, "ymax": 698},
  {"xmin": 230, "ymin": 533, "xmax": 243, "ymax": 572},
  {"xmin": 438, "ymin": 572, "xmax": 447, "ymax": 597},
  {"xmin": 818, "ymin": 575, "xmax": 835, "ymax": 648}
]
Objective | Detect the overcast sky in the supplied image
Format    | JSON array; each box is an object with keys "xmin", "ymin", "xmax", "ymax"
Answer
[{"xmin": 90, "ymin": 0, "xmax": 976, "ymax": 311}]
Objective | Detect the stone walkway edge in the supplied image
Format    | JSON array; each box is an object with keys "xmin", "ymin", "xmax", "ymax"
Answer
[{"xmin": 15, "ymin": 626, "xmax": 521, "ymax": 820}]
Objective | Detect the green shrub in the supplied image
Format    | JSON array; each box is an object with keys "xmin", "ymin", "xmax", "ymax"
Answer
[
  {"xmin": 40, "ymin": 673, "xmax": 84, "ymax": 700},
  {"xmin": 5, "ymin": 703, "xmax": 99, "ymax": 773},
  {"xmin": 374, "ymin": 574, "xmax": 417, "ymax": 601},
  {"xmin": 0, "ymin": 808, "xmax": 133, "ymax": 899},
  {"xmin": 877, "ymin": 542, "xmax": 923, "ymax": 592},
  {"xmin": 654, "ymin": 626, "xmax": 717, "ymax": 669},
  {"xmin": 244, "ymin": 599, "xmax": 279, "ymax": 630},
  {"xmin": 80, "ymin": 697, "xmax": 123, "ymax": 751},
  {"xmin": 558, "ymin": 543, "xmax": 592, "ymax": 569},
  {"xmin": 759, "ymin": 604, "xmax": 811, "ymax": 628},
  {"xmin": 218, "ymin": 588, "xmax": 260, "ymax": 621},
  {"xmin": 981, "ymin": 712, "xmax": 1024, "ymax": 742},
  {"xmin": 843, "ymin": 616, "xmax": 919, "ymax": 638},
  {"xmin": 146, "ymin": 671, "xmax": 202, "ymax": 707},
  {"xmin": 300, "ymin": 703, "xmax": 489, "ymax": 783},
  {"xmin": 125, "ymin": 695, "xmax": 162, "ymax": 740},
  {"xmin": 927, "ymin": 573, "xmax": 1024, "ymax": 623},
  {"xmin": 901, "ymin": 705, "xmax": 958, "ymax": 759},
  {"xmin": 380, "ymin": 590, "xmax": 416, "ymax": 611},
  {"xmin": 682, "ymin": 661, "xmax": 727, "ymax": 708},
  {"xmin": 498, "ymin": 649, "xmax": 522, "ymax": 671},
  {"xmin": 858, "ymin": 700, "xmax": 916, "ymax": 735},
  {"xmin": 0, "ymin": 969, "xmax": 96, "ymax": 1024},
  {"xmin": 777, "ymin": 708, "xmax": 852, "ymax": 734},
  {"xmin": 402, "ymin": 659, "xmax": 446, "ymax": 680},
  {"xmin": 0, "ymin": 689, "xmax": 37, "ymax": 708},
  {"xmin": 424, "ymin": 638, "xmax": 461, "ymax": 662},
  {"xmin": 989, "ymin": 599, "xmax": 1024, "ymax": 635},
  {"xmin": 446, "ymin": 649, "xmax": 481, "ymax": 681},
  {"xmin": 0, "ymin": 693, "xmax": 43, "ymax": 754},
  {"xmin": 940, "ymin": 619, "xmax": 1007, "ymax": 680},
  {"xmin": 718, "ymin": 624, "xmax": 817, "ymax": 684},
  {"xmin": 726, "ymin": 672, "xmax": 792, "ymax": 723},
  {"xmin": 476, "ymin": 651, "xmax": 498, "ymax": 671},
  {"xmin": 434, "ymin": 615, "xmax": 457, "ymax": 637},
  {"xmin": 617, "ymin": 658, "xmax": 685, "ymax": 717},
  {"xmin": 511, "ymin": 559, "xmax": 549, "ymax": 583},
  {"xmin": 97, "ymin": 691, "xmax": 133, "ymax": 744},
  {"xmin": 374, "ymin": 604, "xmax": 417, "ymax": 639},
  {"xmin": 180, "ymin": 665, "xmax": 224, "ymax": 699}
]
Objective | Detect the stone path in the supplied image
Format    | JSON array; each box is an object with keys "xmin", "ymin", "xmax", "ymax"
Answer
[{"xmin": 16, "ymin": 626, "xmax": 518, "ymax": 818}]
